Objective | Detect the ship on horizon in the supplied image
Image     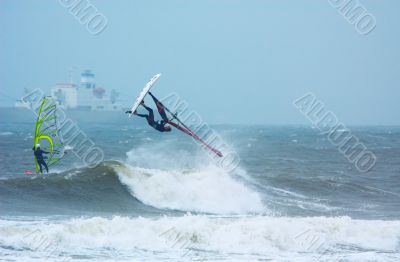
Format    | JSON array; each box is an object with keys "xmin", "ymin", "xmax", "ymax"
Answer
[{"xmin": 15, "ymin": 69, "xmax": 122, "ymax": 111}]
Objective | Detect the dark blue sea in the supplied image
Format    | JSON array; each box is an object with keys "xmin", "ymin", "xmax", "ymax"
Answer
[{"xmin": 0, "ymin": 112, "xmax": 399, "ymax": 261}]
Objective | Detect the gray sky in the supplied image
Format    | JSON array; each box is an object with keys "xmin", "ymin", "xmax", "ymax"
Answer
[{"xmin": 0, "ymin": 0, "xmax": 399, "ymax": 125}]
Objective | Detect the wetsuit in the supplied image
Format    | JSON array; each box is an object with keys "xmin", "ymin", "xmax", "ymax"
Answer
[
  {"xmin": 135, "ymin": 105, "xmax": 169, "ymax": 132},
  {"xmin": 148, "ymin": 92, "xmax": 169, "ymax": 122},
  {"xmin": 127, "ymin": 92, "xmax": 170, "ymax": 132},
  {"xmin": 32, "ymin": 147, "xmax": 49, "ymax": 173}
]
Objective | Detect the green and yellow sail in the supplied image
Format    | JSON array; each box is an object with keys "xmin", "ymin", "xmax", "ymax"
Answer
[{"xmin": 33, "ymin": 97, "xmax": 65, "ymax": 173}]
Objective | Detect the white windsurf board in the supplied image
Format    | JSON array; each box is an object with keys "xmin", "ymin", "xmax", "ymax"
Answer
[{"xmin": 129, "ymin": 73, "xmax": 161, "ymax": 117}]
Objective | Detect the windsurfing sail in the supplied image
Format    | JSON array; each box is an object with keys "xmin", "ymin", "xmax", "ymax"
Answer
[
  {"xmin": 129, "ymin": 73, "xmax": 161, "ymax": 117},
  {"xmin": 33, "ymin": 97, "xmax": 65, "ymax": 173},
  {"xmin": 154, "ymin": 95, "xmax": 223, "ymax": 157}
]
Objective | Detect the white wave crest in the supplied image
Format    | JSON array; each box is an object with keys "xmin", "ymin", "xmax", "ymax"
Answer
[
  {"xmin": 1, "ymin": 215, "xmax": 399, "ymax": 261},
  {"xmin": 114, "ymin": 163, "xmax": 265, "ymax": 214}
]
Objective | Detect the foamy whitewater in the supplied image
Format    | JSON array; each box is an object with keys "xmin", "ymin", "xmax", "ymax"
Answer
[{"xmin": 1, "ymin": 123, "xmax": 399, "ymax": 261}]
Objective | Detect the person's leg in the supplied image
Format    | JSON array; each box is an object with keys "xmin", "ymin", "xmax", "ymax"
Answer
[
  {"xmin": 142, "ymin": 105, "xmax": 155, "ymax": 126},
  {"xmin": 126, "ymin": 108, "xmax": 148, "ymax": 118},
  {"xmin": 142, "ymin": 103, "xmax": 152, "ymax": 112},
  {"xmin": 148, "ymin": 92, "xmax": 158, "ymax": 102},
  {"xmin": 149, "ymin": 93, "xmax": 169, "ymax": 121},
  {"xmin": 38, "ymin": 162, "xmax": 43, "ymax": 173},
  {"xmin": 135, "ymin": 113, "xmax": 148, "ymax": 118},
  {"xmin": 157, "ymin": 104, "xmax": 168, "ymax": 122},
  {"xmin": 42, "ymin": 161, "xmax": 49, "ymax": 173}
]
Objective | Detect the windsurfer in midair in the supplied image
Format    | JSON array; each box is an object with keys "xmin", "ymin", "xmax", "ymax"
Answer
[
  {"xmin": 32, "ymin": 144, "xmax": 49, "ymax": 173},
  {"xmin": 125, "ymin": 92, "xmax": 172, "ymax": 132}
]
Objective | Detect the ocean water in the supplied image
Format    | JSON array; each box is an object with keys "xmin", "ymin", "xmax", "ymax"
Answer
[{"xmin": 0, "ymin": 120, "xmax": 399, "ymax": 261}]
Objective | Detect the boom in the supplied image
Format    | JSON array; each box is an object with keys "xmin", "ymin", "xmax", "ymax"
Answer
[{"xmin": 162, "ymin": 102, "xmax": 223, "ymax": 157}]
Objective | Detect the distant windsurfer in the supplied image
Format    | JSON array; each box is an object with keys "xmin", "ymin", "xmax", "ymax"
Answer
[
  {"xmin": 32, "ymin": 144, "xmax": 49, "ymax": 173},
  {"xmin": 126, "ymin": 92, "xmax": 172, "ymax": 132}
]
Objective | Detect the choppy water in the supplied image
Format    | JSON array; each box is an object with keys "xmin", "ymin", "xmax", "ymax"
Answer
[{"xmin": 0, "ymin": 120, "xmax": 399, "ymax": 261}]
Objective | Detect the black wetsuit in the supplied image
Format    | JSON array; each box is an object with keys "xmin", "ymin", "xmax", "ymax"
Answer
[
  {"xmin": 128, "ymin": 92, "xmax": 170, "ymax": 132},
  {"xmin": 32, "ymin": 147, "xmax": 49, "ymax": 173}
]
